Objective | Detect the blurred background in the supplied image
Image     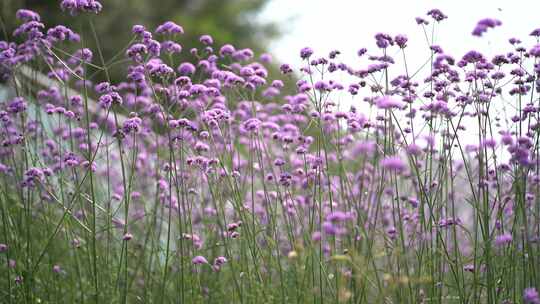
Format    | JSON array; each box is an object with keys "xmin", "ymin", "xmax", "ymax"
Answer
[
  {"xmin": 2, "ymin": 0, "xmax": 540, "ymax": 84},
  {"xmin": 261, "ymin": 0, "xmax": 540, "ymax": 68},
  {"xmin": 1, "ymin": 0, "xmax": 281, "ymax": 83}
]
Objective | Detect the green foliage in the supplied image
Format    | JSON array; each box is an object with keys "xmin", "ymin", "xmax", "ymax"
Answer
[{"xmin": 2, "ymin": 0, "xmax": 279, "ymax": 83}]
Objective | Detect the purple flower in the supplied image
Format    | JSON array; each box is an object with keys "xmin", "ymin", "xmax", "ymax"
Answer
[
  {"xmin": 431, "ymin": 45, "xmax": 444, "ymax": 54},
  {"xmin": 132, "ymin": 25, "xmax": 146, "ymax": 35},
  {"xmin": 381, "ymin": 156, "xmax": 406, "ymax": 173},
  {"xmin": 162, "ymin": 40, "xmax": 182, "ymax": 54},
  {"xmin": 212, "ymin": 256, "xmax": 227, "ymax": 271},
  {"xmin": 462, "ymin": 50, "xmax": 485, "ymax": 64},
  {"xmin": 233, "ymin": 48, "xmax": 254, "ymax": 61},
  {"xmin": 126, "ymin": 43, "xmax": 148, "ymax": 62},
  {"xmin": 52, "ymin": 265, "xmax": 62, "ymax": 274},
  {"xmin": 23, "ymin": 167, "xmax": 45, "ymax": 187},
  {"xmin": 300, "ymin": 47, "xmax": 313, "ymax": 59},
  {"xmin": 357, "ymin": 48, "xmax": 367, "ymax": 57},
  {"xmin": 323, "ymin": 221, "xmax": 337, "ymax": 235},
  {"xmin": 530, "ymin": 28, "xmax": 540, "ymax": 37},
  {"xmin": 329, "ymin": 50, "xmax": 341, "ymax": 59},
  {"xmin": 189, "ymin": 84, "xmax": 207, "ymax": 96},
  {"xmin": 122, "ymin": 114, "xmax": 142, "ymax": 134},
  {"xmin": 524, "ymin": 288, "xmax": 540, "ymax": 304},
  {"xmin": 530, "ymin": 45, "xmax": 540, "ymax": 57},
  {"xmin": 71, "ymin": 48, "xmax": 93, "ymax": 63},
  {"xmin": 175, "ymin": 62, "xmax": 195, "ymax": 75},
  {"xmin": 7, "ymin": 97, "xmax": 27, "ymax": 114},
  {"xmin": 395, "ymin": 34, "xmax": 408, "ymax": 48},
  {"xmin": 472, "ymin": 18, "xmax": 502, "ymax": 37},
  {"xmin": 0, "ymin": 243, "xmax": 7, "ymax": 252},
  {"xmin": 199, "ymin": 34, "xmax": 213, "ymax": 45},
  {"xmin": 415, "ymin": 17, "xmax": 429, "ymax": 25},
  {"xmin": 375, "ymin": 33, "xmax": 393, "ymax": 49},
  {"xmin": 192, "ymin": 255, "xmax": 208, "ymax": 265},
  {"xmin": 262, "ymin": 87, "xmax": 279, "ymax": 98},
  {"xmin": 280, "ymin": 64, "xmax": 292, "ymax": 74},
  {"xmin": 427, "ymin": 9, "xmax": 447, "ymax": 22},
  {"xmin": 60, "ymin": 0, "xmax": 102, "ymax": 15},
  {"xmin": 16, "ymin": 9, "xmax": 40, "ymax": 22},
  {"xmin": 326, "ymin": 211, "xmax": 353, "ymax": 222},
  {"xmin": 97, "ymin": 94, "xmax": 113, "ymax": 109},
  {"xmin": 214, "ymin": 256, "xmax": 227, "ymax": 266},
  {"xmin": 46, "ymin": 25, "xmax": 79, "ymax": 43},
  {"xmin": 260, "ymin": 53, "xmax": 272, "ymax": 63},
  {"xmin": 248, "ymin": 75, "xmax": 266, "ymax": 87},
  {"xmin": 219, "ymin": 44, "xmax": 235, "ymax": 57},
  {"xmin": 60, "ymin": 0, "xmax": 77, "ymax": 12},
  {"xmin": 495, "ymin": 233, "xmax": 512, "ymax": 246},
  {"xmin": 146, "ymin": 39, "xmax": 161, "ymax": 57},
  {"xmin": 98, "ymin": 92, "xmax": 122, "ymax": 109},
  {"xmin": 12, "ymin": 21, "xmax": 44, "ymax": 38},
  {"xmin": 95, "ymin": 82, "xmax": 111, "ymax": 94},
  {"xmin": 243, "ymin": 118, "xmax": 262, "ymax": 132},
  {"xmin": 375, "ymin": 95, "xmax": 405, "ymax": 110},
  {"xmin": 155, "ymin": 21, "xmax": 184, "ymax": 35},
  {"xmin": 314, "ymin": 80, "xmax": 329, "ymax": 91}
]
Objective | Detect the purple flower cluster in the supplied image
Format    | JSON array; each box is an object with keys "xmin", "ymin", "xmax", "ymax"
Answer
[
  {"xmin": 2, "ymin": 4, "xmax": 540, "ymax": 303},
  {"xmin": 525, "ymin": 288, "xmax": 540, "ymax": 304},
  {"xmin": 472, "ymin": 18, "xmax": 502, "ymax": 37},
  {"xmin": 60, "ymin": 0, "xmax": 103, "ymax": 15}
]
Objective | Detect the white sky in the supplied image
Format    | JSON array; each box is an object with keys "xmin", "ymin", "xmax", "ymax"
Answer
[
  {"xmin": 259, "ymin": 0, "xmax": 540, "ymax": 148},
  {"xmin": 261, "ymin": 0, "xmax": 540, "ymax": 67}
]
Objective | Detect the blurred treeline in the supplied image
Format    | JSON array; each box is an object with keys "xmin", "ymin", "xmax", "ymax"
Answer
[{"xmin": 1, "ymin": 0, "xmax": 285, "ymax": 85}]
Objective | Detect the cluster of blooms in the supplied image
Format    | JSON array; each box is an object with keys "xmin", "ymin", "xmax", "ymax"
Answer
[
  {"xmin": 472, "ymin": 18, "xmax": 502, "ymax": 37},
  {"xmin": 60, "ymin": 0, "xmax": 103, "ymax": 15},
  {"xmin": 1, "ymin": 3, "xmax": 540, "ymax": 303}
]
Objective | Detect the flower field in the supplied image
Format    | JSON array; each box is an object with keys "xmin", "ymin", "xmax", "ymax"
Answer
[{"xmin": 1, "ymin": 2, "xmax": 540, "ymax": 303}]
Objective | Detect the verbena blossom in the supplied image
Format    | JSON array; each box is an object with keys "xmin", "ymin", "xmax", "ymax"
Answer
[
  {"xmin": 155, "ymin": 21, "xmax": 184, "ymax": 35},
  {"xmin": 472, "ymin": 18, "xmax": 502, "ymax": 37},
  {"xmin": 192, "ymin": 256, "xmax": 208, "ymax": 265},
  {"xmin": 524, "ymin": 288, "xmax": 540, "ymax": 304},
  {"xmin": 427, "ymin": 8, "xmax": 447, "ymax": 22},
  {"xmin": 300, "ymin": 47, "xmax": 313, "ymax": 59},
  {"xmin": 494, "ymin": 232, "xmax": 512, "ymax": 246},
  {"xmin": 60, "ymin": 0, "xmax": 103, "ymax": 15},
  {"xmin": 375, "ymin": 95, "xmax": 405, "ymax": 110},
  {"xmin": 381, "ymin": 156, "xmax": 406, "ymax": 173}
]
